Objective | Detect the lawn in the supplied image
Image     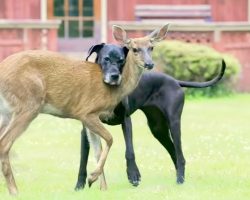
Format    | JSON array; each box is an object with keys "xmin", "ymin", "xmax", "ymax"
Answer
[{"xmin": 0, "ymin": 94, "xmax": 249, "ymax": 200}]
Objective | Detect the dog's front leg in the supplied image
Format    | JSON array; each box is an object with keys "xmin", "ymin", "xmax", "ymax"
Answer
[
  {"xmin": 121, "ymin": 116, "xmax": 141, "ymax": 186},
  {"xmin": 75, "ymin": 128, "xmax": 90, "ymax": 190}
]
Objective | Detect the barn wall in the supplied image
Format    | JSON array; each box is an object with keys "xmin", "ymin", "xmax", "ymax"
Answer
[
  {"xmin": 107, "ymin": 0, "xmax": 250, "ymax": 91},
  {"xmin": 0, "ymin": 0, "xmax": 59, "ymax": 61},
  {"xmin": 0, "ymin": 0, "xmax": 40, "ymax": 19},
  {"xmin": 108, "ymin": 0, "xmax": 248, "ymax": 22}
]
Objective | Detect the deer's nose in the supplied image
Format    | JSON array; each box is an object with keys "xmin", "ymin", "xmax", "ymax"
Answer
[{"xmin": 144, "ymin": 62, "xmax": 154, "ymax": 69}]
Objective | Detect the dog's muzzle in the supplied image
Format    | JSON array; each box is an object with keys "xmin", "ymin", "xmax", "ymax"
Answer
[{"xmin": 103, "ymin": 73, "xmax": 122, "ymax": 86}]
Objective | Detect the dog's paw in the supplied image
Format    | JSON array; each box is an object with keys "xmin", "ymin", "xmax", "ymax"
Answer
[
  {"xmin": 129, "ymin": 177, "xmax": 140, "ymax": 187},
  {"xmin": 127, "ymin": 162, "xmax": 141, "ymax": 186},
  {"xmin": 74, "ymin": 181, "xmax": 86, "ymax": 191},
  {"xmin": 177, "ymin": 176, "xmax": 185, "ymax": 184}
]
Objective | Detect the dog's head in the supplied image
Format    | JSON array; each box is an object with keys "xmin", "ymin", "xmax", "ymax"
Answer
[
  {"xmin": 86, "ymin": 44, "xmax": 128, "ymax": 86},
  {"xmin": 112, "ymin": 24, "xmax": 170, "ymax": 70}
]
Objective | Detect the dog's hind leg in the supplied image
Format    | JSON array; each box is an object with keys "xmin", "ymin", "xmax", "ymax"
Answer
[
  {"xmin": 86, "ymin": 129, "xmax": 107, "ymax": 190},
  {"xmin": 142, "ymin": 107, "xmax": 177, "ymax": 167},
  {"xmin": 147, "ymin": 120, "xmax": 177, "ymax": 169},
  {"xmin": 162, "ymin": 89, "xmax": 186, "ymax": 184},
  {"xmin": 169, "ymin": 118, "xmax": 185, "ymax": 184}
]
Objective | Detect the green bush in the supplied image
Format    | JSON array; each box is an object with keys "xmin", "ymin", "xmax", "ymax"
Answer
[{"xmin": 152, "ymin": 40, "xmax": 241, "ymax": 97}]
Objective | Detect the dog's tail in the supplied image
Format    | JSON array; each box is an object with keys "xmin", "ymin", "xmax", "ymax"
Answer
[{"xmin": 177, "ymin": 60, "xmax": 226, "ymax": 88}]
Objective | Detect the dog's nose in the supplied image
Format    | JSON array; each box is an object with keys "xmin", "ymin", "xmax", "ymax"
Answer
[
  {"xmin": 145, "ymin": 62, "xmax": 154, "ymax": 69},
  {"xmin": 110, "ymin": 73, "xmax": 120, "ymax": 80}
]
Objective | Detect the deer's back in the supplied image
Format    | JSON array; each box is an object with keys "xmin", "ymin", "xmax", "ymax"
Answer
[{"xmin": 0, "ymin": 50, "xmax": 122, "ymax": 119}]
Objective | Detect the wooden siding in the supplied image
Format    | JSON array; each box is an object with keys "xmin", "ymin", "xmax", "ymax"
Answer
[
  {"xmin": 108, "ymin": 0, "xmax": 248, "ymax": 22},
  {"xmin": 0, "ymin": 0, "xmax": 40, "ymax": 19},
  {"xmin": 0, "ymin": 0, "xmax": 59, "ymax": 61},
  {"xmin": 210, "ymin": 0, "xmax": 247, "ymax": 22},
  {"xmin": 107, "ymin": 0, "xmax": 250, "ymax": 91}
]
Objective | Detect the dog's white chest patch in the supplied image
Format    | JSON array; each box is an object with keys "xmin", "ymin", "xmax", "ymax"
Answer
[
  {"xmin": 99, "ymin": 110, "xmax": 114, "ymax": 121},
  {"xmin": 41, "ymin": 104, "xmax": 63, "ymax": 116}
]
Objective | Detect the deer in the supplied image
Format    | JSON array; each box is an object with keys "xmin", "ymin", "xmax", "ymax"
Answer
[{"xmin": 0, "ymin": 24, "xmax": 170, "ymax": 195}]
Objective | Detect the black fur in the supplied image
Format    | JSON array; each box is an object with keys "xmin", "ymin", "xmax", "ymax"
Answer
[
  {"xmin": 75, "ymin": 45, "xmax": 226, "ymax": 190},
  {"xmin": 86, "ymin": 43, "xmax": 128, "ymax": 86}
]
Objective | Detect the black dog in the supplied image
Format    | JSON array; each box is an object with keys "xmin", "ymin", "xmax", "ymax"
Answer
[
  {"xmin": 86, "ymin": 43, "xmax": 128, "ymax": 86},
  {"xmin": 75, "ymin": 44, "xmax": 226, "ymax": 190}
]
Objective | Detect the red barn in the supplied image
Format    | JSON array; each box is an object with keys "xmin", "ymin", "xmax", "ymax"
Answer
[{"xmin": 1, "ymin": 0, "xmax": 250, "ymax": 91}]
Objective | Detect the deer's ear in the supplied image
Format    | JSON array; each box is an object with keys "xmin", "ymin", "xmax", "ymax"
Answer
[
  {"xmin": 112, "ymin": 25, "xmax": 131, "ymax": 45},
  {"xmin": 86, "ymin": 43, "xmax": 105, "ymax": 61},
  {"xmin": 149, "ymin": 24, "xmax": 170, "ymax": 43}
]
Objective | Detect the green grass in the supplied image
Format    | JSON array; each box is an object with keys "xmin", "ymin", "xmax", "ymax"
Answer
[{"xmin": 0, "ymin": 94, "xmax": 250, "ymax": 200}]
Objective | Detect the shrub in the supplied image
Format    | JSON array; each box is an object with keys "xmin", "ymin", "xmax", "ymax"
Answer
[{"xmin": 152, "ymin": 40, "xmax": 241, "ymax": 97}]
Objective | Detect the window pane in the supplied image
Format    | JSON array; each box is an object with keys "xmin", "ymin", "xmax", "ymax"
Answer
[
  {"xmin": 82, "ymin": 0, "xmax": 93, "ymax": 16},
  {"xmin": 82, "ymin": 20, "xmax": 93, "ymax": 37},
  {"xmin": 83, "ymin": 7, "xmax": 93, "ymax": 16},
  {"xmin": 58, "ymin": 20, "xmax": 65, "ymax": 37},
  {"xmin": 69, "ymin": 20, "xmax": 79, "ymax": 37},
  {"xmin": 83, "ymin": 0, "xmax": 92, "ymax": 7},
  {"xmin": 69, "ymin": 0, "xmax": 79, "ymax": 16},
  {"xmin": 54, "ymin": 0, "xmax": 64, "ymax": 16}
]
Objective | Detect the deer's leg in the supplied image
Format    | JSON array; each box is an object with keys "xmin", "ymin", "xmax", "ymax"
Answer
[
  {"xmin": 0, "ymin": 110, "xmax": 39, "ymax": 195},
  {"xmin": 86, "ymin": 129, "xmax": 107, "ymax": 190},
  {"xmin": 82, "ymin": 115, "xmax": 113, "ymax": 188}
]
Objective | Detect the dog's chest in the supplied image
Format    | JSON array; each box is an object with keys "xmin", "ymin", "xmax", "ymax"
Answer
[{"xmin": 99, "ymin": 110, "xmax": 114, "ymax": 122}]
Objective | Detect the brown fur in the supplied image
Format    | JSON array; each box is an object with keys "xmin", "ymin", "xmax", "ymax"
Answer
[{"xmin": 0, "ymin": 24, "xmax": 169, "ymax": 194}]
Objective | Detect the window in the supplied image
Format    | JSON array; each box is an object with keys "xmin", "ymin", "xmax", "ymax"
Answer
[{"xmin": 52, "ymin": 0, "xmax": 94, "ymax": 38}]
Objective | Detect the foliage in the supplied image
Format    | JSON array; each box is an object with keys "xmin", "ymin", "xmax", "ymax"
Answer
[{"xmin": 152, "ymin": 40, "xmax": 241, "ymax": 97}]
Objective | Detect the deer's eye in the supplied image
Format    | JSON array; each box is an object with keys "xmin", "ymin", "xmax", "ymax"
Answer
[
  {"xmin": 133, "ymin": 48, "xmax": 138, "ymax": 53},
  {"xmin": 148, "ymin": 46, "xmax": 154, "ymax": 51}
]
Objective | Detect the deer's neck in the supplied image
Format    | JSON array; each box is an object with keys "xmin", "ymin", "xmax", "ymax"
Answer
[{"xmin": 120, "ymin": 51, "xmax": 144, "ymax": 97}]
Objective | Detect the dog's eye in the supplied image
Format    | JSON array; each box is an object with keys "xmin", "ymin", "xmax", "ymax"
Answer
[
  {"xmin": 104, "ymin": 57, "xmax": 110, "ymax": 62},
  {"xmin": 118, "ymin": 59, "xmax": 124, "ymax": 64}
]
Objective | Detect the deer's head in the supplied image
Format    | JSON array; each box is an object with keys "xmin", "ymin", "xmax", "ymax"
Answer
[{"xmin": 112, "ymin": 24, "xmax": 170, "ymax": 70}]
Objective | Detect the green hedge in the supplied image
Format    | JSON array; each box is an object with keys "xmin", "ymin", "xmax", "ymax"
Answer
[{"xmin": 152, "ymin": 40, "xmax": 241, "ymax": 97}]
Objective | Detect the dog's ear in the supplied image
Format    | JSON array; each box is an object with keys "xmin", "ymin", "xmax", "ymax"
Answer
[
  {"xmin": 123, "ymin": 46, "xmax": 129, "ymax": 58},
  {"xmin": 86, "ymin": 43, "xmax": 105, "ymax": 61}
]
